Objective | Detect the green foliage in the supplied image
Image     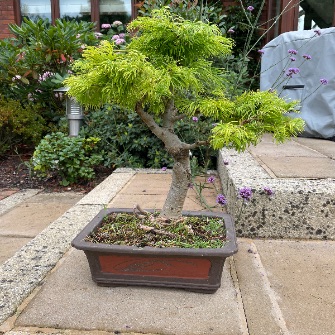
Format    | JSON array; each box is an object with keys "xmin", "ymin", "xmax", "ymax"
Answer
[
  {"xmin": 65, "ymin": 10, "xmax": 233, "ymax": 115},
  {"xmin": 87, "ymin": 212, "xmax": 226, "ymax": 248},
  {"xmin": 80, "ymin": 104, "xmax": 216, "ymax": 169},
  {"xmin": 0, "ymin": 19, "xmax": 101, "ymax": 131},
  {"xmin": 210, "ymin": 91, "xmax": 305, "ymax": 151},
  {"xmin": 0, "ymin": 95, "xmax": 45, "ymax": 156},
  {"xmin": 32, "ymin": 132, "xmax": 103, "ymax": 186},
  {"xmin": 138, "ymin": 0, "xmax": 224, "ymax": 28},
  {"xmin": 137, "ymin": 0, "xmax": 266, "ymax": 94},
  {"xmin": 128, "ymin": 10, "xmax": 233, "ymax": 65},
  {"xmin": 65, "ymin": 9, "xmax": 304, "ymax": 160}
]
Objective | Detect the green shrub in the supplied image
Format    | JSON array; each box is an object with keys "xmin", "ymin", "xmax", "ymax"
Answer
[
  {"xmin": 80, "ymin": 104, "xmax": 216, "ymax": 169},
  {"xmin": 0, "ymin": 95, "xmax": 45, "ymax": 156},
  {"xmin": 32, "ymin": 132, "xmax": 103, "ymax": 185},
  {"xmin": 0, "ymin": 19, "xmax": 100, "ymax": 131}
]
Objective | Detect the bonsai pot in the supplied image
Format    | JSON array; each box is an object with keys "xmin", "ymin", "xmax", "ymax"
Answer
[{"xmin": 72, "ymin": 208, "xmax": 238, "ymax": 293}]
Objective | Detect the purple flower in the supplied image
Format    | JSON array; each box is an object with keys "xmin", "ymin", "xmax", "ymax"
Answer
[
  {"xmin": 238, "ymin": 187, "xmax": 253, "ymax": 202},
  {"xmin": 161, "ymin": 167, "xmax": 167, "ymax": 171},
  {"xmin": 286, "ymin": 67, "xmax": 300, "ymax": 77},
  {"xmin": 192, "ymin": 116, "xmax": 198, "ymax": 122},
  {"xmin": 207, "ymin": 176, "xmax": 215, "ymax": 183},
  {"xmin": 94, "ymin": 32, "xmax": 103, "ymax": 38},
  {"xmin": 258, "ymin": 49, "xmax": 265, "ymax": 55},
  {"xmin": 119, "ymin": 33, "xmax": 126, "ymax": 38},
  {"xmin": 314, "ymin": 29, "xmax": 321, "ymax": 36},
  {"xmin": 101, "ymin": 23, "xmax": 111, "ymax": 29},
  {"xmin": 263, "ymin": 186, "xmax": 275, "ymax": 196},
  {"xmin": 247, "ymin": 5, "xmax": 254, "ymax": 11},
  {"xmin": 38, "ymin": 71, "xmax": 54, "ymax": 82},
  {"xmin": 112, "ymin": 34, "xmax": 120, "ymax": 40},
  {"xmin": 303, "ymin": 54, "xmax": 312, "ymax": 60},
  {"xmin": 290, "ymin": 57, "xmax": 296, "ymax": 61},
  {"xmin": 216, "ymin": 194, "xmax": 227, "ymax": 206},
  {"xmin": 288, "ymin": 49, "xmax": 298, "ymax": 55},
  {"xmin": 320, "ymin": 78, "xmax": 328, "ymax": 85},
  {"xmin": 228, "ymin": 28, "xmax": 235, "ymax": 33},
  {"xmin": 115, "ymin": 38, "xmax": 126, "ymax": 45}
]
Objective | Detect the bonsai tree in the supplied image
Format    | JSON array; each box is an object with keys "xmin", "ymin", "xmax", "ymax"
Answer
[{"xmin": 65, "ymin": 9, "xmax": 304, "ymax": 219}]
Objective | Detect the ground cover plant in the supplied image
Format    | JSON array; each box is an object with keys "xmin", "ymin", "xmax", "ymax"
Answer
[
  {"xmin": 65, "ymin": 8, "xmax": 304, "ymax": 221},
  {"xmin": 87, "ymin": 211, "xmax": 226, "ymax": 248}
]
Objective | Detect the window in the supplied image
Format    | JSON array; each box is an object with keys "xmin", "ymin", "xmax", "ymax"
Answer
[
  {"xmin": 20, "ymin": 0, "xmax": 52, "ymax": 22},
  {"xmin": 99, "ymin": 0, "xmax": 132, "ymax": 25},
  {"xmin": 59, "ymin": 0, "xmax": 91, "ymax": 21},
  {"xmin": 18, "ymin": 0, "xmax": 134, "ymax": 28}
]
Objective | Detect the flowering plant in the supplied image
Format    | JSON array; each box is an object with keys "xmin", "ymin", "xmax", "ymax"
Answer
[
  {"xmin": 65, "ymin": 8, "xmax": 304, "ymax": 220},
  {"xmin": 100, "ymin": 20, "xmax": 130, "ymax": 49}
]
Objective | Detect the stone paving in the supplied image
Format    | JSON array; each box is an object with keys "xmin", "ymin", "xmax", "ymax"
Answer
[{"xmin": 0, "ymin": 137, "xmax": 335, "ymax": 335}]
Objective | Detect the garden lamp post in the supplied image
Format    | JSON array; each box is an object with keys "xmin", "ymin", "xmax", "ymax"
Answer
[{"xmin": 54, "ymin": 87, "xmax": 84, "ymax": 137}]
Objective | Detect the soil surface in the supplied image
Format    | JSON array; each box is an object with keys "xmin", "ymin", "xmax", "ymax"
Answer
[{"xmin": 0, "ymin": 150, "xmax": 114, "ymax": 193}]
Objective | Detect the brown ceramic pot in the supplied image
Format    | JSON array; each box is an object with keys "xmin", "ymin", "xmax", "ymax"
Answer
[{"xmin": 72, "ymin": 208, "xmax": 238, "ymax": 293}]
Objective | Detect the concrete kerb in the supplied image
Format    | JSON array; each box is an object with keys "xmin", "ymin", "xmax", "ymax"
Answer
[
  {"xmin": 218, "ymin": 148, "xmax": 335, "ymax": 240},
  {"xmin": 0, "ymin": 170, "xmax": 136, "ymax": 325}
]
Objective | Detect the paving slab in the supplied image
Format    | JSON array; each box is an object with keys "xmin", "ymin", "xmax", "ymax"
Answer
[
  {"xmin": 15, "ymin": 249, "xmax": 245, "ymax": 335},
  {"xmin": 0, "ymin": 171, "xmax": 136, "ymax": 325},
  {"xmin": 5, "ymin": 327, "xmax": 159, "ymax": 335},
  {"xmin": 294, "ymin": 137, "xmax": 335, "ymax": 159},
  {"xmin": 256, "ymin": 156, "xmax": 335, "ymax": 178},
  {"xmin": 0, "ymin": 189, "xmax": 20, "ymax": 201},
  {"xmin": 109, "ymin": 172, "xmax": 222, "ymax": 212},
  {"xmin": 0, "ymin": 236, "xmax": 31, "ymax": 265},
  {"xmin": 249, "ymin": 140, "xmax": 324, "ymax": 158},
  {"xmin": 234, "ymin": 238, "xmax": 335, "ymax": 335},
  {"xmin": 0, "ymin": 189, "xmax": 41, "ymax": 216},
  {"xmin": 0, "ymin": 193, "xmax": 83, "ymax": 237}
]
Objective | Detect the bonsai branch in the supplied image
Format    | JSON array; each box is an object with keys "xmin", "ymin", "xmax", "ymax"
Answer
[
  {"xmin": 184, "ymin": 140, "xmax": 209, "ymax": 149},
  {"xmin": 172, "ymin": 114, "xmax": 186, "ymax": 122},
  {"xmin": 133, "ymin": 204, "xmax": 149, "ymax": 217}
]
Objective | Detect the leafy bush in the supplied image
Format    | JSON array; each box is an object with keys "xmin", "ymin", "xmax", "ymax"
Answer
[
  {"xmin": 0, "ymin": 19, "xmax": 101, "ymax": 130},
  {"xmin": 32, "ymin": 132, "xmax": 103, "ymax": 185},
  {"xmin": 0, "ymin": 95, "xmax": 45, "ymax": 156},
  {"xmin": 80, "ymin": 104, "xmax": 216, "ymax": 169}
]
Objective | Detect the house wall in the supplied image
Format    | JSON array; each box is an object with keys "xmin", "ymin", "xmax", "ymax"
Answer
[{"xmin": 0, "ymin": 0, "xmax": 15, "ymax": 39}]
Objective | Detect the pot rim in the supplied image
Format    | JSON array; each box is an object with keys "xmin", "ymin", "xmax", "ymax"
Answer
[{"xmin": 72, "ymin": 208, "xmax": 238, "ymax": 257}]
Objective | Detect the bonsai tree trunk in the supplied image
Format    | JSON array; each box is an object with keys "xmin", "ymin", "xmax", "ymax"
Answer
[
  {"xmin": 160, "ymin": 148, "xmax": 192, "ymax": 218},
  {"xmin": 136, "ymin": 102, "xmax": 193, "ymax": 218}
]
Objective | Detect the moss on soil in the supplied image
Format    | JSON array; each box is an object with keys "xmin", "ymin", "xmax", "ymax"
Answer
[{"xmin": 86, "ymin": 212, "xmax": 226, "ymax": 248}]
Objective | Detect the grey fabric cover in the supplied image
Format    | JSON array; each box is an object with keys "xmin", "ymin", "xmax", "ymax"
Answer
[{"xmin": 260, "ymin": 28, "xmax": 335, "ymax": 139}]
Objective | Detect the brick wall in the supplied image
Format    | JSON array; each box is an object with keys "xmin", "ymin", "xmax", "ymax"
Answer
[{"xmin": 0, "ymin": 0, "xmax": 15, "ymax": 39}]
